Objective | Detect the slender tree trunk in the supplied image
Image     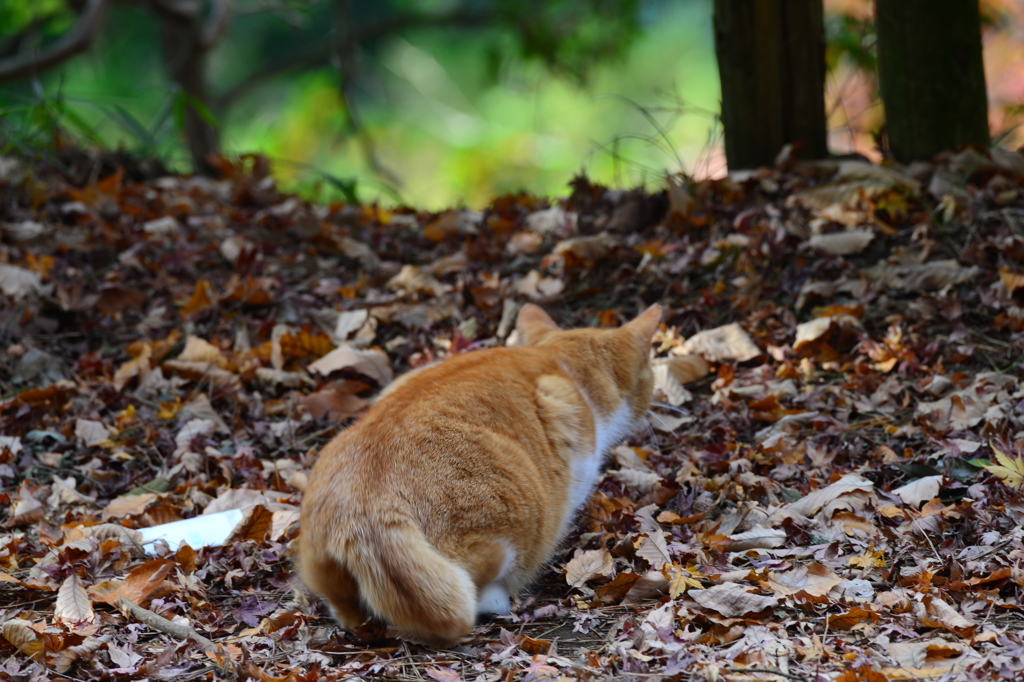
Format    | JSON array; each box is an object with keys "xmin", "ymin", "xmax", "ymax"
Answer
[
  {"xmin": 713, "ymin": 0, "xmax": 828, "ymax": 170},
  {"xmin": 331, "ymin": 0, "xmax": 402, "ymax": 190},
  {"xmin": 875, "ymin": 0, "xmax": 989, "ymax": 163},
  {"xmin": 153, "ymin": 0, "xmax": 221, "ymax": 175}
]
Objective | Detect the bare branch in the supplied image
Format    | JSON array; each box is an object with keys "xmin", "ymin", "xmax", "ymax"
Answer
[
  {"xmin": 0, "ymin": 16, "xmax": 54, "ymax": 60},
  {"xmin": 115, "ymin": 598, "xmax": 218, "ymax": 653},
  {"xmin": 234, "ymin": 0, "xmax": 315, "ymax": 24},
  {"xmin": 0, "ymin": 0, "xmax": 111, "ymax": 83},
  {"xmin": 356, "ymin": 8, "xmax": 493, "ymax": 44},
  {"xmin": 333, "ymin": 0, "xmax": 403, "ymax": 190},
  {"xmin": 215, "ymin": 43, "xmax": 331, "ymax": 110},
  {"xmin": 215, "ymin": 7, "xmax": 491, "ymax": 111},
  {"xmin": 148, "ymin": 0, "xmax": 200, "ymax": 21},
  {"xmin": 201, "ymin": 0, "xmax": 232, "ymax": 49}
]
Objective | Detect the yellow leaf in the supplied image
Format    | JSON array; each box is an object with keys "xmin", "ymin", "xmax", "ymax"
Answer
[
  {"xmin": 636, "ymin": 239, "xmax": 668, "ymax": 258},
  {"xmin": 668, "ymin": 565, "xmax": 702, "ymax": 598},
  {"xmin": 157, "ymin": 397, "xmax": 182, "ymax": 420},
  {"xmin": 982, "ymin": 442, "xmax": 1024, "ymax": 490},
  {"xmin": 848, "ymin": 548, "xmax": 886, "ymax": 568}
]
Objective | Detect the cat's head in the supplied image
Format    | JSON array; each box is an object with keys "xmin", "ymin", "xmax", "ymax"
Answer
[{"xmin": 516, "ymin": 304, "xmax": 662, "ymax": 418}]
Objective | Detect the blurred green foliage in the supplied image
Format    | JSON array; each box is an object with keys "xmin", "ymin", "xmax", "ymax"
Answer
[
  {"xmin": 825, "ymin": 13, "xmax": 876, "ymax": 74},
  {"xmin": 0, "ymin": 0, "xmax": 72, "ymax": 35},
  {"xmin": 0, "ymin": 0, "xmax": 719, "ymax": 208}
]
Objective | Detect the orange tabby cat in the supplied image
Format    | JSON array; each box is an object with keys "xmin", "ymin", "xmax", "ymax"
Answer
[{"xmin": 297, "ymin": 303, "xmax": 661, "ymax": 646}]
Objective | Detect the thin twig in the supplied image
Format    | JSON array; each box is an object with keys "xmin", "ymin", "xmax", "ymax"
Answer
[
  {"xmin": 0, "ymin": 0, "xmax": 110, "ymax": 83},
  {"xmin": 726, "ymin": 667, "xmax": 809, "ymax": 681},
  {"xmin": 115, "ymin": 597, "xmax": 218, "ymax": 653},
  {"xmin": 912, "ymin": 517, "xmax": 944, "ymax": 565},
  {"xmin": 201, "ymin": 0, "xmax": 233, "ymax": 49}
]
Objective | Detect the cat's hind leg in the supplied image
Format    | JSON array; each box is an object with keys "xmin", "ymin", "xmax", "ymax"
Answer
[
  {"xmin": 458, "ymin": 536, "xmax": 517, "ymax": 616},
  {"xmin": 300, "ymin": 552, "xmax": 368, "ymax": 629}
]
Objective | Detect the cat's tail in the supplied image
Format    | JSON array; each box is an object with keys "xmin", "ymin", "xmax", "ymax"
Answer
[{"xmin": 344, "ymin": 522, "xmax": 476, "ymax": 647}]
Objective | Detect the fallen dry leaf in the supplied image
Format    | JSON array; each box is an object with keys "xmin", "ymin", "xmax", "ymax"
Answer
[
  {"xmin": 514, "ymin": 269, "xmax": 565, "ymax": 301},
  {"xmin": 596, "ymin": 571, "xmax": 642, "ymax": 604},
  {"xmin": 331, "ymin": 309, "xmax": 370, "ymax": 342},
  {"xmin": 88, "ymin": 558, "xmax": 174, "ymax": 605},
  {"xmin": 662, "ymin": 354, "xmax": 710, "ymax": 383},
  {"xmin": 689, "ymin": 582, "xmax": 779, "ymax": 617},
  {"xmin": 297, "ymin": 386, "xmax": 368, "ymax": 419},
  {"xmin": 766, "ymin": 563, "xmax": 841, "ymax": 597},
  {"xmin": 914, "ymin": 595, "xmax": 976, "ymax": 634},
  {"xmin": 728, "ymin": 526, "xmax": 787, "ymax": 551},
  {"xmin": 808, "ymin": 229, "xmax": 874, "ymax": 255},
  {"xmin": 794, "ymin": 316, "xmax": 833, "ymax": 350},
  {"xmin": 103, "ymin": 492, "xmax": 160, "ymax": 520},
  {"xmin": 75, "ymin": 419, "xmax": 112, "ymax": 447},
  {"xmin": 565, "ymin": 548, "xmax": 614, "ymax": 588},
  {"xmin": 999, "ymin": 266, "xmax": 1024, "ymax": 294},
  {"xmin": 886, "ymin": 639, "xmax": 981, "ymax": 678},
  {"xmin": 780, "ymin": 473, "xmax": 875, "ymax": 520},
  {"xmin": 387, "ymin": 265, "xmax": 449, "ymax": 297},
  {"xmin": 229, "ymin": 505, "xmax": 275, "ymax": 543},
  {"xmin": 178, "ymin": 335, "xmax": 227, "ymax": 366},
  {"xmin": 651, "ymin": 362, "xmax": 693, "ymax": 406},
  {"xmin": 827, "ymin": 606, "xmax": 877, "ymax": 631},
  {"xmin": 892, "ymin": 475, "xmax": 942, "ymax": 507},
  {"xmin": 55, "ymin": 574, "xmax": 94, "ymax": 624},
  {"xmin": 62, "ymin": 523, "xmax": 143, "ymax": 548},
  {"xmin": 1, "ymin": 619, "xmax": 44, "ymax": 658},
  {"xmin": 113, "ymin": 343, "xmax": 152, "ymax": 391},
  {"xmin": 861, "ymin": 259, "xmax": 978, "ymax": 292},
  {"xmin": 0, "ymin": 263, "xmax": 51, "ymax": 299},
  {"xmin": 681, "ymin": 323, "xmax": 761, "ymax": 363},
  {"xmin": 307, "ymin": 344, "xmax": 393, "ymax": 386},
  {"xmin": 553, "ymin": 232, "xmax": 615, "ymax": 262},
  {"xmin": 181, "ymin": 278, "xmax": 216, "ymax": 315},
  {"xmin": 621, "ymin": 570, "xmax": 670, "ymax": 605}
]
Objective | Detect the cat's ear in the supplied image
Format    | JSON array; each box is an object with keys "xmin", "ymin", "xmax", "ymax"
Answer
[
  {"xmin": 516, "ymin": 304, "xmax": 560, "ymax": 345},
  {"xmin": 622, "ymin": 304, "xmax": 662, "ymax": 350}
]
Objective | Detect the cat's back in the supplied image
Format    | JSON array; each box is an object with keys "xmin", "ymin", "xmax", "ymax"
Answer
[
  {"xmin": 378, "ymin": 344, "xmax": 564, "ymax": 417},
  {"xmin": 308, "ymin": 345, "xmax": 571, "ymax": 500}
]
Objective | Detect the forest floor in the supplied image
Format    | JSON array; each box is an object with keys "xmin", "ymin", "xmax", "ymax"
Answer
[{"xmin": 1, "ymin": 145, "xmax": 1023, "ymax": 682}]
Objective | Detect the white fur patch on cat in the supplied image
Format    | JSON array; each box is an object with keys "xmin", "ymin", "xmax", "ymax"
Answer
[
  {"xmin": 476, "ymin": 583, "xmax": 511, "ymax": 615},
  {"xmin": 564, "ymin": 399, "xmax": 634, "ymax": 534}
]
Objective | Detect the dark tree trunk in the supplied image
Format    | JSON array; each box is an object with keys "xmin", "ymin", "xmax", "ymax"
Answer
[
  {"xmin": 875, "ymin": 0, "xmax": 989, "ymax": 163},
  {"xmin": 713, "ymin": 0, "xmax": 828, "ymax": 170},
  {"xmin": 153, "ymin": 1, "xmax": 221, "ymax": 175}
]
